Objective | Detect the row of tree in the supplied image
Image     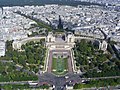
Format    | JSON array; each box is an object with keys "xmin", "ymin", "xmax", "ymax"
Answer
[{"xmin": 74, "ymin": 78, "xmax": 120, "ymax": 89}]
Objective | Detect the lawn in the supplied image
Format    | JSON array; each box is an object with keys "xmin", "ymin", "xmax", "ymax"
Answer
[{"xmin": 52, "ymin": 56, "xmax": 68, "ymax": 75}]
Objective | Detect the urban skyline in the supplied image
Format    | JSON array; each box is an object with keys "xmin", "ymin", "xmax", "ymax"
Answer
[{"xmin": 0, "ymin": 1, "xmax": 120, "ymax": 90}]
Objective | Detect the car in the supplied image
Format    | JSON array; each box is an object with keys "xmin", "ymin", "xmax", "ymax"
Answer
[{"xmin": 65, "ymin": 76, "xmax": 69, "ymax": 79}]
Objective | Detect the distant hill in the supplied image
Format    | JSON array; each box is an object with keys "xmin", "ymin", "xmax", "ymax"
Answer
[
  {"xmin": 0, "ymin": 0, "xmax": 102, "ymax": 7},
  {"xmin": 0, "ymin": 0, "xmax": 119, "ymax": 7}
]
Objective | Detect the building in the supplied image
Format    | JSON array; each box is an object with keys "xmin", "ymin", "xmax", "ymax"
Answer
[
  {"xmin": 12, "ymin": 37, "xmax": 46, "ymax": 50},
  {"xmin": 67, "ymin": 32, "xmax": 75, "ymax": 43},
  {"xmin": 100, "ymin": 40, "xmax": 108, "ymax": 51},
  {"xmin": 46, "ymin": 32, "xmax": 55, "ymax": 42},
  {"xmin": 57, "ymin": 15, "xmax": 63, "ymax": 29},
  {"xmin": 0, "ymin": 41, "xmax": 5, "ymax": 57},
  {"xmin": 12, "ymin": 41, "xmax": 21, "ymax": 50}
]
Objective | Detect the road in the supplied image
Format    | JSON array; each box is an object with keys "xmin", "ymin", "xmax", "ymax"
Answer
[
  {"xmin": 0, "ymin": 72, "xmax": 120, "ymax": 90},
  {"xmin": 0, "ymin": 81, "xmax": 38, "ymax": 85},
  {"xmin": 38, "ymin": 71, "xmax": 120, "ymax": 90},
  {"xmin": 83, "ymin": 76, "xmax": 120, "ymax": 81},
  {"xmin": 47, "ymin": 50, "xmax": 52, "ymax": 73},
  {"xmin": 38, "ymin": 72, "xmax": 82, "ymax": 90}
]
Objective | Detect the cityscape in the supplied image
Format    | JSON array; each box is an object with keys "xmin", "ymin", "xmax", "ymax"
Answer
[{"xmin": 0, "ymin": 0, "xmax": 120, "ymax": 90}]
